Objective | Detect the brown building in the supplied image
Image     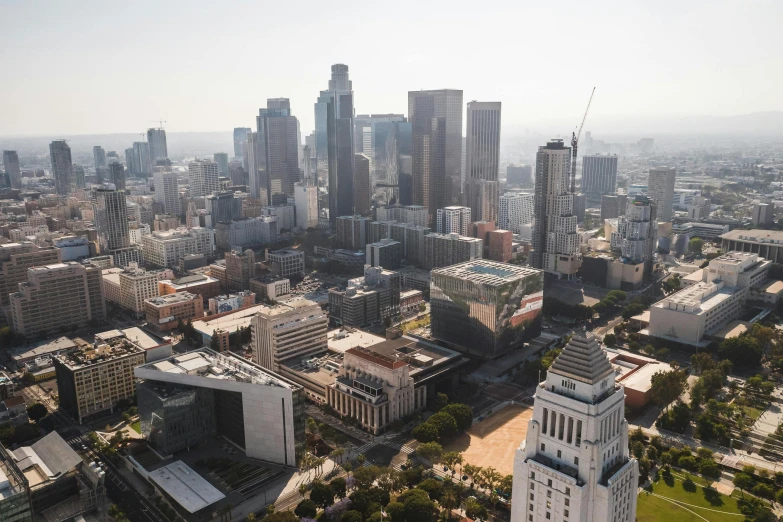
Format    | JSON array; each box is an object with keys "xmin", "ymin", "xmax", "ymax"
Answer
[
  {"xmin": 225, "ymin": 249, "xmax": 256, "ymax": 291},
  {"xmin": 158, "ymin": 274, "xmax": 221, "ymax": 305},
  {"xmin": 153, "ymin": 214, "xmax": 180, "ymax": 231},
  {"xmin": 488, "ymin": 229, "xmax": 512, "ymax": 262},
  {"xmin": 144, "ymin": 292, "xmax": 204, "ymax": 332},
  {"xmin": 0, "ymin": 242, "xmax": 61, "ymax": 317}
]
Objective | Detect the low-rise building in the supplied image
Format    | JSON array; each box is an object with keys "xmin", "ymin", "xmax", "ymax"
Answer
[
  {"xmin": 54, "ymin": 337, "xmax": 146, "ymax": 423},
  {"xmin": 266, "ymin": 249, "xmax": 305, "ymax": 278},
  {"xmin": 144, "ymin": 292, "xmax": 205, "ymax": 332},
  {"xmin": 719, "ymin": 229, "xmax": 783, "ymax": 263},
  {"xmin": 158, "ymin": 274, "xmax": 221, "ymax": 304},
  {"xmin": 208, "ymin": 291, "xmax": 256, "ymax": 314},
  {"xmin": 250, "ymin": 276, "xmax": 291, "ymax": 301}
]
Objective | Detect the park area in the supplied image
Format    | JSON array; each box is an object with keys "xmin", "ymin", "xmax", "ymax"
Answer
[
  {"xmin": 638, "ymin": 473, "xmax": 745, "ymax": 522},
  {"xmin": 444, "ymin": 404, "xmax": 532, "ymax": 476}
]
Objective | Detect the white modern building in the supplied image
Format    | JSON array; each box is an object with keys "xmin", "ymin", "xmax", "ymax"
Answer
[
  {"xmin": 135, "ymin": 349, "xmax": 305, "ymax": 467},
  {"xmin": 647, "ymin": 167, "xmax": 676, "ymax": 222},
  {"xmin": 141, "ymin": 227, "xmax": 215, "ymax": 268},
  {"xmin": 645, "ymin": 252, "xmax": 770, "ymax": 346},
  {"xmin": 581, "ymin": 155, "xmax": 618, "ymax": 195},
  {"xmin": 610, "ymin": 196, "xmax": 657, "ymax": 265},
  {"xmin": 153, "ymin": 171, "xmax": 180, "ymax": 215},
  {"xmin": 499, "ymin": 192, "xmax": 534, "ymax": 234},
  {"xmin": 436, "ymin": 206, "xmax": 471, "ymax": 235},
  {"xmin": 294, "ymin": 183, "xmax": 319, "ymax": 229},
  {"xmin": 214, "ymin": 217, "xmax": 277, "ymax": 251},
  {"xmin": 188, "ymin": 159, "xmax": 220, "ymax": 198},
  {"xmin": 119, "ymin": 264, "xmax": 175, "ymax": 317},
  {"xmin": 251, "ymin": 299, "xmax": 328, "ymax": 372},
  {"xmin": 375, "ymin": 205, "xmax": 428, "ymax": 227},
  {"xmin": 262, "ymin": 205, "xmax": 295, "ymax": 232},
  {"xmin": 511, "ymin": 331, "xmax": 639, "ymax": 522}
]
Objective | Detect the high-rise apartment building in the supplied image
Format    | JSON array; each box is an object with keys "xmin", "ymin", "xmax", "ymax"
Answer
[
  {"xmin": 3, "ymin": 150, "xmax": 21, "ymax": 189},
  {"xmin": 206, "ymin": 192, "xmax": 242, "ymax": 223},
  {"xmin": 408, "ymin": 89, "xmax": 464, "ymax": 223},
  {"xmin": 510, "ymin": 331, "xmax": 639, "ymax": 522},
  {"xmin": 50, "ymin": 140, "xmax": 73, "ymax": 195},
  {"xmin": 153, "ymin": 171, "xmax": 180, "ymax": 215},
  {"xmin": 423, "ymin": 233, "xmax": 483, "ymax": 270},
  {"xmin": 251, "ymin": 299, "xmax": 328, "ymax": 373},
  {"xmin": 431, "ymin": 260, "xmax": 543, "ymax": 358},
  {"xmin": 436, "ymin": 206, "xmax": 471, "ymax": 235},
  {"xmin": 366, "ymin": 238, "xmax": 402, "ymax": 270},
  {"xmin": 488, "ymin": 229, "xmax": 513, "ymax": 262},
  {"xmin": 531, "ymin": 140, "xmax": 582, "ymax": 278},
  {"xmin": 233, "ymin": 127, "xmax": 252, "ymax": 160},
  {"xmin": 600, "ymin": 193, "xmax": 627, "ymax": 222},
  {"xmin": 146, "ymin": 128, "xmax": 168, "ymax": 161},
  {"xmin": 647, "ymin": 167, "xmax": 676, "ymax": 222},
  {"xmin": 498, "ymin": 192, "xmax": 534, "ymax": 234},
  {"xmin": 213, "ymin": 152, "xmax": 229, "ymax": 177},
  {"xmin": 610, "ymin": 195, "xmax": 658, "ymax": 280},
  {"xmin": 752, "ymin": 203, "xmax": 775, "ymax": 228},
  {"xmin": 118, "ymin": 264, "xmax": 172, "ymax": 317},
  {"xmin": 92, "ymin": 188, "xmax": 131, "ymax": 254},
  {"xmin": 9, "ymin": 262, "xmax": 106, "ymax": 338},
  {"xmin": 376, "ymin": 205, "xmax": 428, "ymax": 227},
  {"xmin": 93, "ymin": 146, "xmax": 107, "ymax": 169},
  {"xmin": 108, "ymin": 162, "xmax": 125, "ymax": 190},
  {"xmin": 336, "ymin": 216, "xmax": 372, "ymax": 250},
  {"xmin": 0, "ymin": 242, "xmax": 61, "ymax": 316},
  {"xmin": 133, "ymin": 142, "xmax": 152, "ymax": 175},
  {"xmin": 465, "ymin": 101, "xmax": 501, "ymax": 223},
  {"xmin": 188, "ymin": 159, "xmax": 220, "ymax": 198},
  {"xmin": 141, "ymin": 227, "xmax": 215, "ymax": 268},
  {"xmin": 506, "ymin": 164, "xmax": 533, "ymax": 187},
  {"xmin": 316, "ymin": 67, "xmax": 356, "ymax": 224},
  {"xmin": 225, "ymin": 249, "xmax": 256, "ymax": 291},
  {"xmin": 354, "ymin": 154, "xmax": 371, "ymax": 216},
  {"xmin": 581, "ymin": 154, "xmax": 618, "ymax": 195},
  {"xmin": 294, "ymin": 183, "xmax": 318, "ymax": 229},
  {"xmin": 256, "ymin": 98, "xmax": 301, "ymax": 203}
]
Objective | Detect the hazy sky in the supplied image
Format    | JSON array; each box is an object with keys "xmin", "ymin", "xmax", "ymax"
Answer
[{"xmin": 2, "ymin": 0, "xmax": 781, "ymax": 137}]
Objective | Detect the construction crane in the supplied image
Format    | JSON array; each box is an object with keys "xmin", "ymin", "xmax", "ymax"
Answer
[
  {"xmin": 570, "ymin": 87, "xmax": 595, "ymax": 194},
  {"xmin": 151, "ymin": 120, "xmax": 167, "ymax": 130}
]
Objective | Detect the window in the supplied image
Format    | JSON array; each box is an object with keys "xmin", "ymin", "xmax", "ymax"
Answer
[
  {"xmin": 529, "ymin": 516, "xmax": 533, "ymax": 522},
  {"xmin": 574, "ymin": 457, "xmax": 579, "ymax": 465},
  {"xmin": 541, "ymin": 443, "xmax": 546, "ymax": 451},
  {"xmin": 564, "ymin": 509, "xmax": 570, "ymax": 518},
  {"xmin": 529, "ymin": 504, "xmax": 534, "ymax": 512},
  {"xmin": 547, "ymin": 490, "xmax": 551, "ymax": 498},
  {"xmin": 530, "ymin": 483, "xmax": 535, "ymax": 490},
  {"xmin": 531, "ymin": 472, "xmax": 536, "ymax": 480},
  {"xmin": 565, "ymin": 487, "xmax": 571, "ymax": 496},
  {"xmin": 565, "ymin": 499, "xmax": 570, "ymax": 507},
  {"xmin": 548, "ymin": 479, "xmax": 552, "ymax": 487},
  {"xmin": 546, "ymin": 513, "xmax": 551, "ymax": 520}
]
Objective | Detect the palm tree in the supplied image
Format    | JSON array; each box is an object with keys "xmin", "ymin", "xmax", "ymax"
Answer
[
  {"xmin": 441, "ymin": 490, "xmax": 456, "ymax": 521},
  {"xmin": 357, "ymin": 453, "xmax": 366, "ymax": 466},
  {"xmin": 298, "ymin": 483, "xmax": 308, "ymax": 499}
]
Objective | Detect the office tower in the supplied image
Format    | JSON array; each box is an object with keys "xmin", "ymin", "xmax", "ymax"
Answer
[
  {"xmin": 233, "ymin": 127, "xmax": 252, "ymax": 160},
  {"xmin": 752, "ymin": 203, "xmax": 775, "ymax": 228},
  {"xmin": 531, "ymin": 139, "xmax": 582, "ymax": 278},
  {"xmin": 146, "ymin": 128, "xmax": 168, "ymax": 161},
  {"xmin": 108, "ymin": 162, "xmax": 126, "ymax": 190},
  {"xmin": 54, "ymin": 338, "xmax": 145, "ymax": 423},
  {"xmin": 498, "ymin": 192, "xmax": 534, "ymax": 234},
  {"xmin": 376, "ymin": 204, "xmax": 428, "ymax": 226},
  {"xmin": 354, "ymin": 154, "xmax": 371, "ymax": 216},
  {"xmin": 93, "ymin": 146, "xmax": 107, "ymax": 168},
  {"xmin": 465, "ymin": 101, "xmax": 501, "ymax": 223},
  {"xmin": 610, "ymin": 195, "xmax": 658, "ymax": 281},
  {"xmin": 408, "ymin": 89, "xmax": 464, "ymax": 223},
  {"xmin": 301, "ymin": 145, "xmax": 313, "ymax": 184},
  {"xmin": 0, "ymin": 243, "xmax": 61, "ymax": 315},
  {"xmin": 50, "ymin": 140, "xmax": 73, "ymax": 195},
  {"xmin": 352, "ymin": 114, "xmax": 410, "ymax": 204},
  {"xmin": 9, "ymin": 262, "xmax": 106, "ymax": 339},
  {"xmin": 266, "ymin": 249, "xmax": 305, "ymax": 278},
  {"xmin": 506, "ymin": 164, "xmax": 533, "ymax": 187},
  {"xmin": 206, "ymin": 192, "xmax": 242, "ymax": 223},
  {"xmin": 246, "ymin": 132, "xmax": 262, "ymax": 199},
  {"xmin": 647, "ymin": 167, "xmax": 676, "ymax": 222},
  {"xmin": 366, "ymin": 238, "xmax": 402, "ymax": 269},
  {"xmin": 153, "ymin": 171, "xmax": 180, "ymax": 215},
  {"xmin": 136, "ymin": 349, "xmax": 306, "ymax": 465},
  {"xmin": 213, "ymin": 153, "xmax": 229, "ymax": 177},
  {"xmin": 228, "ymin": 160, "xmax": 245, "ymax": 187},
  {"xmin": 3, "ymin": 150, "xmax": 21, "ymax": 189},
  {"xmin": 424, "ymin": 232, "xmax": 483, "ymax": 270},
  {"xmin": 251, "ymin": 298, "xmax": 327, "ymax": 372},
  {"xmin": 188, "ymin": 159, "xmax": 220, "ymax": 197},
  {"xmin": 573, "ymin": 193, "xmax": 586, "ymax": 223},
  {"xmin": 294, "ymin": 183, "xmax": 318, "ymax": 229},
  {"xmin": 600, "ymin": 193, "xmax": 627, "ymax": 222},
  {"xmin": 688, "ymin": 195, "xmax": 711, "ymax": 219},
  {"xmin": 431, "ymin": 260, "xmax": 543, "ymax": 358},
  {"xmin": 133, "ymin": 142, "xmax": 152, "ymax": 176},
  {"xmin": 124, "ymin": 148, "xmax": 137, "ymax": 174},
  {"xmin": 107, "ymin": 150, "xmax": 120, "ymax": 164},
  {"xmin": 256, "ymin": 99, "xmax": 301, "ymax": 203},
  {"xmin": 92, "ymin": 188, "xmax": 131, "ymax": 253},
  {"xmin": 436, "ymin": 206, "xmax": 471, "ymax": 235},
  {"xmin": 316, "ymin": 68, "xmax": 356, "ymax": 224},
  {"xmin": 73, "ymin": 164, "xmax": 86, "ymax": 189},
  {"xmin": 336, "ymin": 216, "xmax": 371, "ymax": 250},
  {"xmin": 510, "ymin": 332, "xmax": 639, "ymax": 522},
  {"xmin": 225, "ymin": 249, "xmax": 256, "ymax": 291},
  {"xmin": 581, "ymin": 154, "xmax": 618, "ymax": 195},
  {"xmin": 214, "ymin": 217, "xmax": 278, "ymax": 251}
]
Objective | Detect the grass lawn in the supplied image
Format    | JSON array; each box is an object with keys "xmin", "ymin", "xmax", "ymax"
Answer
[
  {"xmin": 638, "ymin": 473, "xmax": 744, "ymax": 522},
  {"xmin": 742, "ymin": 406, "xmax": 764, "ymax": 422},
  {"xmin": 130, "ymin": 421, "xmax": 141, "ymax": 434}
]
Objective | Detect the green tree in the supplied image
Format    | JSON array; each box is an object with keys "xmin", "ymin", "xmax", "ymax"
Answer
[
  {"xmin": 434, "ymin": 392, "xmax": 449, "ymax": 412},
  {"xmin": 295, "ymin": 500, "xmax": 317, "ymax": 518},
  {"xmin": 689, "ymin": 237, "xmax": 704, "ymax": 255},
  {"xmin": 263, "ymin": 512, "xmax": 297, "ymax": 522},
  {"xmin": 733, "ymin": 472, "xmax": 754, "ymax": 498},
  {"xmin": 330, "ymin": 477, "xmax": 347, "ymax": 499},
  {"xmin": 310, "ymin": 481, "xmax": 335, "ymax": 508},
  {"xmin": 719, "ymin": 336, "xmax": 763, "ymax": 367},
  {"xmin": 416, "ymin": 441, "xmax": 443, "ymax": 465},
  {"xmin": 427, "ymin": 411, "xmax": 458, "ymax": 441},
  {"xmin": 210, "ymin": 330, "xmax": 220, "ymax": 351},
  {"xmin": 440, "ymin": 404, "xmax": 473, "ymax": 432},
  {"xmin": 21, "ymin": 373, "xmax": 36, "ymax": 386},
  {"xmin": 416, "ymin": 478, "xmax": 443, "ymax": 500},
  {"xmin": 385, "ymin": 502, "xmax": 405, "ymax": 522},
  {"xmin": 27, "ymin": 403, "xmax": 48, "ymax": 422},
  {"xmin": 699, "ymin": 459, "xmax": 721, "ymax": 480},
  {"xmin": 621, "ymin": 303, "xmax": 647, "ymax": 320},
  {"xmin": 690, "ymin": 352, "xmax": 715, "ymax": 375},
  {"xmin": 603, "ymin": 334, "xmax": 616, "ymax": 347},
  {"xmin": 412, "ymin": 421, "xmax": 439, "ymax": 443},
  {"xmin": 650, "ymin": 370, "xmax": 685, "ymax": 410},
  {"xmin": 401, "ymin": 490, "xmax": 435, "ymax": 522},
  {"xmin": 464, "ymin": 497, "xmax": 487, "ymax": 521},
  {"xmin": 340, "ymin": 511, "xmax": 363, "ymax": 522}
]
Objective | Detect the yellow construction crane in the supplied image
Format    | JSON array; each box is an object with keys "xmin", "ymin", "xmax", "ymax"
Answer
[{"xmin": 570, "ymin": 87, "xmax": 595, "ymax": 194}]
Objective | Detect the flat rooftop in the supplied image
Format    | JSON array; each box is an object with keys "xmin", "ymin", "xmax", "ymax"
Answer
[
  {"xmin": 720, "ymin": 229, "xmax": 783, "ymax": 243},
  {"xmin": 431, "ymin": 259, "xmax": 542, "ymax": 284},
  {"xmin": 138, "ymin": 348, "xmax": 298, "ymax": 390},
  {"xmin": 327, "ymin": 329, "xmax": 385, "ymax": 354},
  {"xmin": 654, "ymin": 281, "xmax": 739, "ymax": 315},
  {"xmin": 148, "ymin": 461, "xmax": 225, "ymax": 513},
  {"xmin": 163, "ymin": 274, "xmax": 219, "ymax": 288},
  {"xmin": 10, "ymin": 337, "xmax": 77, "ymax": 363},
  {"xmin": 56, "ymin": 339, "xmax": 145, "ymax": 370},
  {"xmin": 757, "ymin": 279, "xmax": 783, "ymax": 295},
  {"xmin": 710, "ymin": 320, "xmax": 752, "ymax": 340},
  {"xmin": 146, "ymin": 292, "xmax": 200, "ymax": 306}
]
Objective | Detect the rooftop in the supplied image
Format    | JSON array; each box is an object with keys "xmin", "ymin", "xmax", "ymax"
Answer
[
  {"xmin": 10, "ymin": 337, "xmax": 76, "ymax": 363},
  {"xmin": 431, "ymin": 259, "xmax": 542, "ymax": 284},
  {"xmin": 720, "ymin": 229, "xmax": 783, "ymax": 243},
  {"xmin": 654, "ymin": 281, "xmax": 738, "ymax": 315},
  {"xmin": 146, "ymin": 292, "xmax": 201, "ymax": 307},
  {"xmin": 55, "ymin": 339, "xmax": 145, "ymax": 370},
  {"xmin": 549, "ymin": 330, "xmax": 614, "ymax": 386},
  {"xmin": 347, "ymin": 345, "xmax": 408, "ymax": 370},
  {"xmin": 164, "ymin": 274, "xmax": 219, "ymax": 288},
  {"xmin": 148, "ymin": 461, "xmax": 225, "ymax": 513},
  {"xmin": 327, "ymin": 329, "xmax": 385, "ymax": 353}
]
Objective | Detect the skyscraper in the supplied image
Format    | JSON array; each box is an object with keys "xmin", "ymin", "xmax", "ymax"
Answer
[
  {"xmin": 510, "ymin": 331, "xmax": 639, "ymax": 522},
  {"xmin": 147, "ymin": 128, "xmax": 168, "ymax": 161},
  {"xmin": 49, "ymin": 140, "xmax": 73, "ymax": 195},
  {"xmin": 93, "ymin": 146, "xmax": 107, "ymax": 168},
  {"xmin": 647, "ymin": 167, "xmax": 676, "ymax": 222},
  {"xmin": 498, "ymin": 192, "xmax": 534, "ymax": 234},
  {"xmin": 318, "ymin": 84, "xmax": 355, "ymax": 224},
  {"xmin": 315, "ymin": 64, "xmax": 352, "ymax": 162},
  {"xmin": 465, "ymin": 101, "xmax": 501, "ymax": 223},
  {"xmin": 436, "ymin": 206, "xmax": 471, "ymax": 235},
  {"xmin": 408, "ymin": 89, "xmax": 463, "ymax": 224},
  {"xmin": 153, "ymin": 171, "xmax": 180, "ymax": 215},
  {"xmin": 214, "ymin": 152, "xmax": 229, "ymax": 177},
  {"xmin": 108, "ymin": 162, "xmax": 126, "ymax": 190},
  {"xmin": 246, "ymin": 132, "xmax": 261, "ymax": 200},
  {"xmin": 233, "ymin": 127, "xmax": 252, "ymax": 160},
  {"xmin": 133, "ymin": 142, "xmax": 152, "ymax": 175},
  {"xmin": 610, "ymin": 195, "xmax": 658, "ymax": 281},
  {"xmin": 531, "ymin": 139, "xmax": 581, "ymax": 278},
  {"xmin": 582, "ymin": 154, "xmax": 618, "ymax": 195},
  {"xmin": 124, "ymin": 148, "xmax": 137, "ymax": 174},
  {"xmin": 73, "ymin": 164, "xmax": 85, "ymax": 189},
  {"xmin": 3, "ymin": 150, "xmax": 21, "ymax": 189},
  {"xmin": 92, "ymin": 187, "xmax": 131, "ymax": 253},
  {"xmin": 257, "ymin": 98, "xmax": 300, "ymax": 203},
  {"xmin": 188, "ymin": 160, "xmax": 220, "ymax": 198},
  {"xmin": 354, "ymin": 154, "xmax": 370, "ymax": 216}
]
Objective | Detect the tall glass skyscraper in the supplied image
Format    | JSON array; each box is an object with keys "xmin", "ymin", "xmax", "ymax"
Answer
[
  {"xmin": 147, "ymin": 128, "xmax": 168, "ymax": 161},
  {"xmin": 49, "ymin": 140, "xmax": 73, "ymax": 195},
  {"xmin": 254, "ymin": 99, "xmax": 301, "ymax": 204},
  {"xmin": 465, "ymin": 101, "xmax": 501, "ymax": 223}
]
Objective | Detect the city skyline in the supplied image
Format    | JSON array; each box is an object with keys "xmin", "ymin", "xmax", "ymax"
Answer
[{"xmin": 2, "ymin": 1, "xmax": 782, "ymax": 137}]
